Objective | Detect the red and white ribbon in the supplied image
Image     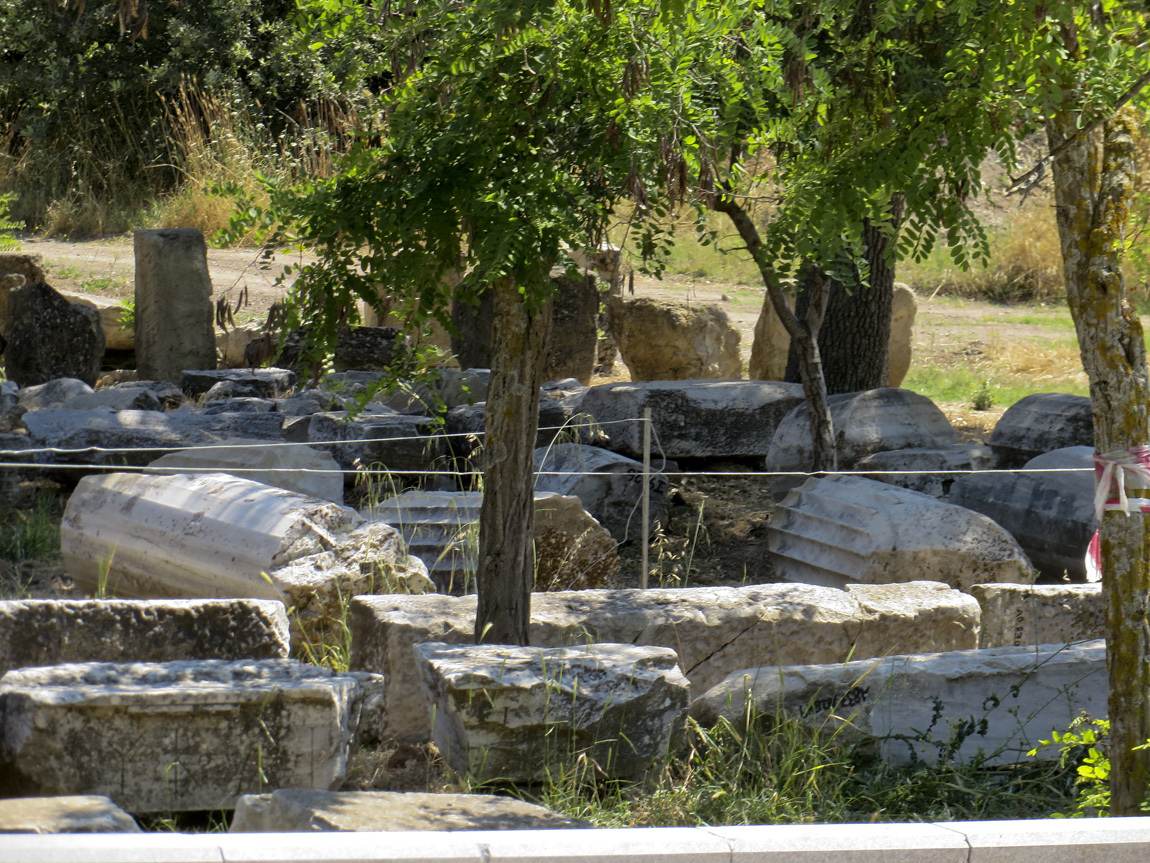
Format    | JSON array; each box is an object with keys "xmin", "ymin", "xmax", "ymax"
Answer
[{"xmin": 1085, "ymin": 445, "xmax": 1150, "ymax": 582}]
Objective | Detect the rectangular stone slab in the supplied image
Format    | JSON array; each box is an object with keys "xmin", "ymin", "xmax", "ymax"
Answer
[
  {"xmin": 0, "ymin": 660, "xmax": 360, "ymax": 812},
  {"xmin": 349, "ymin": 581, "xmax": 979, "ymax": 743},
  {"xmin": 971, "ymin": 583, "xmax": 1103, "ymax": 649},
  {"xmin": 0, "ymin": 598, "xmax": 290, "ymax": 676}
]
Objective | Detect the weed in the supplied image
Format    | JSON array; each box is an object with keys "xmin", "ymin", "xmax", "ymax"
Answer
[
  {"xmin": 972, "ymin": 379, "xmax": 996, "ymax": 411},
  {"xmin": 0, "ymin": 493, "xmax": 60, "ymax": 563}
]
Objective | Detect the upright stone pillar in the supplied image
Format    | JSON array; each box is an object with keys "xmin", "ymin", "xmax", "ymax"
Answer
[{"xmin": 134, "ymin": 228, "xmax": 216, "ymax": 382}]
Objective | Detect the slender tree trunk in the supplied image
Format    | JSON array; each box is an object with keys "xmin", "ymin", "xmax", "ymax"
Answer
[
  {"xmin": 1048, "ymin": 106, "xmax": 1150, "ymax": 815},
  {"xmin": 474, "ymin": 277, "xmax": 553, "ymax": 645},
  {"xmin": 712, "ymin": 196, "xmax": 837, "ymax": 471},
  {"xmin": 785, "ymin": 210, "xmax": 901, "ymax": 393}
]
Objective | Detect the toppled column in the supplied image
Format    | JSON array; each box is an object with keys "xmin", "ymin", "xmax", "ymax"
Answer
[{"xmin": 134, "ymin": 228, "xmax": 217, "ymax": 383}]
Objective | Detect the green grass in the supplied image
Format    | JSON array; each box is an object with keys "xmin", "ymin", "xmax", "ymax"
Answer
[
  {"xmin": 903, "ymin": 358, "xmax": 1088, "ymax": 408},
  {"xmin": 0, "ymin": 493, "xmax": 61, "ymax": 563}
]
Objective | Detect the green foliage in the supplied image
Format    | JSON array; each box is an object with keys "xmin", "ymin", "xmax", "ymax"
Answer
[
  {"xmin": 972, "ymin": 379, "xmax": 996, "ymax": 411},
  {"xmin": 0, "ymin": 192, "xmax": 20, "ymax": 249},
  {"xmin": 0, "ymin": 493, "xmax": 60, "ymax": 563}
]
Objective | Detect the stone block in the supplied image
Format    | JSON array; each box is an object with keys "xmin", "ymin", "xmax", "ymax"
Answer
[
  {"xmin": 4, "ymin": 282, "xmax": 104, "ymax": 387},
  {"xmin": 134, "ymin": 228, "xmax": 216, "ymax": 383},
  {"xmin": 309, "ymin": 411, "xmax": 444, "ymax": 480},
  {"xmin": 692, "ymin": 641, "xmax": 1106, "ymax": 766},
  {"xmin": 149, "ymin": 440, "xmax": 344, "ymax": 503},
  {"xmin": 182, "ymin": 368, "xmax": 297, "ymax": 399},
  {"xmin": 855, "ymin": 444, "xmax": 994, "ymax": 498},
  {"xmin": 0, "ymin": 660, "xmax": 362, "ymax": 811},
  {"xmin": 416, "ymin": 642, "xmax": 689, "ymax": 780},
  {"xmin": 532, "ymin": 491, "xmax": 620, "ymax": 591},
  {"xmin": 949, "ymin": 446, "xmax": 1095, "ymax": 580},
  {"xmin": 63, "ymin": 387, "xmax": 162, "ymax": 412},
  {"xmin": 887, "ymin": 283, "xmax": 917, "ymax": 387},
  {"xmin": 971, "ymin": 583, "xmax": 1103, "ymax": 649},
  {"xmin": 748, "ymin": 291, "xmax": 792, "ymax": 381},
  {"xmin": 989, "ymin": 393, "xmax": 1093, "ymax": 468},
  {"xmin": 0, "ymin": 796, "xmax": 140, "ymax": 834},
  {"xmin": 60, "ymin": 289, "xmax": 133, "ymax": 352},
  {"xmin": 606, "ymin": 296, "xmax": 741, "ymax": 381},
  {"xmin": 348, "ymin": 581, "xmax": 979, "ymax": 742},
  {"xmin": 769, "ymin": 475, "xmax": 1033, "ymax": 590},
  {"xmin": 16, "ymin": 377, "xmax": 93, "ymax": 411},
  {"xmin": 230, "ymin": 789, "xmax": 588, "ymax": 832},
  {"xmin": 0, "ymin": 598, "xmax": 290, "ymax": 676},
  {"xmin": 581, "ymin": 380, "xmax": 804, "ymax": 461},
  {"xmin": 216, "ymin": 325, "xmax": 263, "ymax": 368},
  {"xmin": 0, "ymin": 381, "xmax": 24, "ymax": 433}
]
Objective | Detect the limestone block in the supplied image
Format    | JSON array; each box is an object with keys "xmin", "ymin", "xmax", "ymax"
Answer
[
  {"xmin": 0, "ymin": 381, "xmax": 24, "ymax": 433},
  {"xmin": 0, "ymin": 253, "xmax": 46, "ymax": 338},
  {"xmin": 855, "ymin": 444, "xmax": 994, "ymax": 498},
  {"xmin": 606, "ymin": 295, "xmax": 741, "ymax": 381},
  {"xmin": 149, "ymin": 440, "xmax": 344, "ymax": 503},
  {"xmin": 748, "ymin": 291, "xmax": 792, "ymax": 381},
  {"xmin": 887, "ymin": 284, "xmax": 917, "ymax": 387},
  {"xmin": 348, "ymin": 581, "xmax": 978, "ymax": 742},
  {"xmin": 692, "ymin": 641, "xmax": 1106, "ymax": 766},
  {"xmin": 0, "ymin": 660, "xmax": 361, "ymax": 811},
  {"xmin": 116, "ymin": 379, "xmax": 186, "ymax": 409},
  {"xmin": 16, "ymin": 377, "xmax": 93, "ymax": 411},
  {"xmin": 769, "ymin": 475, "xmax": 1033, "ymax": 590},
  {"xmin": 580, "ymin": 380, "xmax": 804, "ymax": 461},
  {"xmin": 439, "ymin": 368, "xmax": 490, "ymax": 409},
  {"xmin": 60, "ymin": 290, "xmax": 133, "ymax": 351},
  {"xmin": 971, "ymin": 583, "xmax": 1103, "ymax": 649},
  {"xmin": 989, "ymin": 393, "xmax": 1093, "ymax": 468},
  {"xmin": 276, "ymin": 389, "xmax": 332, "ymax": 417},
  {"xmin": 308, "ymin": 411, "xmax": 445, "ymax": 479},
  {"xmin": 534, "ymin": 443, "xmax": 668, "ymax": 541},
  {"xmin": 216, "ymin": 324, "xmax": 263, "ymax": 368},
  {"xmin": 532, "ymin": 491, "xmax": 620, "ymax": 591},
  {"xmin": 0, "ymin": 796, "xmax": 140, "ymax": 834},
  {"xmin": 949, "ymin": 446, "xmax": 1094, "ymax": 580},
  {"xmin": 0, "ymin": 598, "xmax": 290, "ymax": 676},
  {"xmin": 4, "ymin": 282, "xmax": 104, "ymax": 387},
  {"xmin": 182, "ymin": 367, "xmax": 296, "ymax": 399},
  {"xmin": 63, "ymin": 387, "xmax": 162, "ymax": 412},
  {"xmin": 60, "ymin": 472, "xmax": 432, "ymax": 645},
  {"xmin": 230, "ymin": 789, "xmax": 588, "ymax": 832},
  {"xmin": 766, "ymin": 388, "xmax": 956, "ymax": 497},
  {"xmin": 134, "ymin": 228, "xmax": 216, "ymax": 383},
  {"xmin": 416, "ymin": 642, "xmax": 689, "ymax": 781}
]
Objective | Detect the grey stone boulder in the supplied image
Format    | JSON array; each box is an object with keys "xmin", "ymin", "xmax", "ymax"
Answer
[
  {"xmin": 581, "ymin": 379, "xmax": 805, "ymax": 461},
  {"xmin": 60, "ymin": 290, "xmax": 133, "ymax": 352},
  {"xmin": 204, "ymin": 379, "xmax": 262, "ymax": 401},
  {"xmin": 0, "ymin": 253, "xmax": 47, "ymax": 340},
  {"xmin": 230, "ymin": 789, "xmax": 588, "ymax": 832},
  {"xmin": 276, "ymin": 389, "xmax": 333, "ymax": 416},
  {"xmin": 17, "ymin": 378, "xmax": 94, "ymax": 412},
  {"xmin": 182, "ymin": 367, "xmax": 297, "ymax": 399},
  {"xmin": 855, "ymin": 444, "xmax": 995, "ymax": 498},
  {"xmin": 692, "ymin": 641, "xmax": 1107, "ymax": 767},
  {"xmin": 534, "ymin": 443, "xmax": 667, "ymax": 541},
  {"xmin": 308, "ymin": 411, "xmax": 445, "ymax": 480},
  {"xmin": 0, "ymin": 598, "xmax": 291, "ymax": 676},
  {"xmin": 989, "ymin": 393, "xmax": 1093, "ymax": 468},
  {"xmin": 198, "ymin": 396, "xmax": 277, "ymax": 415},
  {"xmin": 0, "ymin": 660, "xmax": 364, "ymax": 811},
  {"xmin": 769, "ymin": 475, "xmax": 1034, "ymax": 590},
  {"xmin": 438, "ymin": 368, "xmax": 490, "ymax": 409},
  {"xmin": 532, "ymin": 491, "xmax": 620, "ymax": 591},
  {"xmin": 0, "ymin": 381, "xmax": 24, "ymax": 432},
  {"xmin": 4, "ymin": 283, "xmax": 104, "ymax": 387},
  {"xmin": 766, "ymin": 388, "xmax": 956, "ymax": 488},
  {"xmin": 332, "ymin": 327, "xmax": 405, "ymax": 373},
  {"xmin": 0, "ymin": 796, "xmax": 140, "ymax": 834},
  {"xmin": 606, "ymin": 295, "xmax": 741, "ymax": 381},
  {"xmin": 948, "ymin": 445, "xmax": 1095, "ymax": 581},
  {"xmin": 62, "ymin": 387, "xmax": 163, "ymax": 413},
  {"xmin": 115, "ymin": 379, "xmax": 185, "ymax": 409},
  {"xmin": 971, "ymin": 583, "xmax": 1103, "ymax": 649},
  {"xmin": 416, "ymin": 642, "xmax": 689, "ymax": 781}
]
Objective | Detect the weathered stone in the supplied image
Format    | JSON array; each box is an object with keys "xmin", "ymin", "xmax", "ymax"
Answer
[
  {"xmin": 532, "ymin": 491, "xmax": 620, "ymax": 591},
  {"xmin": 0, "ymin": 253, "xmax": 46, "ymax": 340},
  {"xmin": 438, "ymin": 368, "xmax": 490, "ymax": 409},
  {"xmin": 692, "ymin": 641, "xmax": 1107, "ymax": 766},
  {"xmin": 199, "ymin": 396, "xmax": 276, "ymax": 415},
  {"xmin": 0, "ymin": 660, "xmax": 362, "ymax": 811},
  {"xmin": 0, "ymin": 381, "xmax": 24, "ymax": 432},
  {"xmin": 216, "ymin": 324, "xmax": 263, "ymax": 368},
  {"xmin": 855, "ymin": 444, "xmax": 994, "ymax": 499},
  {"xmin": 4, "ymin": 282, "xmax": 104, "ymax": 387},
  {"xmin": 22, "ymin": 409, "xmax": 286, "ymax": 471},
  {"xmin": 203, "ymin": 379, "xmax": 261, "ymax": 401},
  {"xmin": 60, "ymin": 473, "xmax": 433, "ymax": 645},
  {"xmin": 949, "ymin": 446, "xmax": 1095, "ymax": 581},
  {"xmin": 534, "ymin": 443, "xmax": 668, "ymax": 541},
  {"xmin": 606, "ymin": 296, "xmax": 741, "ymax": 381},
  {"xmin": 60, "ymin": 290, "xmax": 133, "ymax": 352},
  {"xmin": 309, "ymin": 411, "xmax": 445, "ymax": 479},
  {"xmin": 581, "ymin": 380, "xmax": 805, "ymax": 461},
  {"xmin": 766, "ymin": 388, "xmax": 957, "ymax": 497},
  {"xmin": 182, "ymin": 367, "xmax": 297, "ymax": 399},
  {"xmin": 332, "ymin": 327, "xmax": 404, "ymax": 374},
  {"xmin": 276, "ymin": 389, "xmax": 332, "ymax": 417},
  {"xmin": 971, "ymin": 583, "xmax": 1104, "ymax": 649},
  {"xmin": 0, "ymin": 796, "xmax": 140, "ymax": 834},
  {"xmin": 149, "ymin": 440, "xmax": 344, "ymax": 503},
  {"xmin": 230, "ymin": 789, "xmax": 588, "ymax": 832},
  {"xmin": 748, "ymin": 291, "xmax": 793, "ymax": 381},
  {"xmin": 63, "ymin": 387, "xmax": 162, "ymax": 412},
  {"xmin": 770, "ymin": 475, "xmax": 1033, "ymax": 591},
  {"xmin": 348, "ymin": 581, "xmax": 979, "ymax": 742},
  {"xmin": 134, "ymin": 228, "xmax": 216, "ymax": 383},
  {"xmin": 16, "ymin": 378, "xmax": 93, "ymax": 411},
  {"xmin": 115, "ymin": 379, "xmax": 185, "ymax": 409},
  {"xmin": 0, "ymin": 598, "xmax": 290, "ymax": 677},
  {"xmin": 887, "ymin": 284, "xmax": 917, "ymax": 387},
  {"xmin": 417, "ymin": 642, "xmax": 689, "ymax": 780},
  {"xmin": 988, "ymin": 393, "xmax": 1093, "ymax": 469}
]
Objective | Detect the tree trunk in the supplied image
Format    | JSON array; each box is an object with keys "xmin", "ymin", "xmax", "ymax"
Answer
[
  {"xmin": 785, "ymin": 214, "xmax": 900, "ymax": 394},
  {"xmin": 1048, "ymin": 106, "xmax": 1150, "ymax": 815},
  {"xmin": 712, "ymin": 196, "xmax": 837, "ymax": 471},
  {"xmin": 474, "ymin": 277, "xmax": 553, "ymax": 645}
]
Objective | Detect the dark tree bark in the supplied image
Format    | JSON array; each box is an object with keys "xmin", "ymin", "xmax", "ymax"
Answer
[
  {"xmin": 785, "ymin": 209, "xmax": 902, "ymax": 394},
  {"xmin": 474, "ymin": 277, "xmax": 553, "ymax": 645}
]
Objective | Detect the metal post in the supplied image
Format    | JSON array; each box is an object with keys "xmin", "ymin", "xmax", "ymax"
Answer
[{"xmin": 641, "ymin": 407, "xmax": 652, "ymax": 589}]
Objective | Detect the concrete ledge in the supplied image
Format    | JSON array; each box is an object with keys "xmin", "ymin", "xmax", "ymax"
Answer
[{"xmin": 5, "ymin": 820, "xmax": 1150, "ymax": 863}]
